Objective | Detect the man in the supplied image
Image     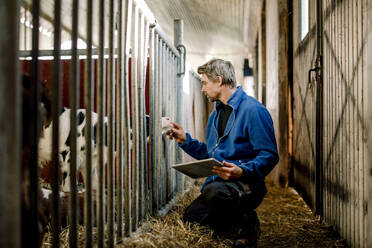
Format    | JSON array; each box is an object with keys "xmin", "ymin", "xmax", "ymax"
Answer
[{"xmin": 168, "ymin": 59, "xmax": 278, "ymax": 247}]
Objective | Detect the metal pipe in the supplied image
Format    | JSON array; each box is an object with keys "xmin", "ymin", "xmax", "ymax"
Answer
[
  {"xmin": 0, "ymin": 1, "xmax": 21, "ymax": 247},
  {"xmin": 97, "ymin": 0, "xmax": 106, "ymax": 246},
  {"xmin": 124, "ymin": 0, "xmax": 133, "ymax": 237},
  {"xmin": 19, "ymin": 48, "xmax": 119, "ymax": 57},
  {"xmin": 158, "ymin": 40, "xmax": 164, "ymax": 207},
  {"xmin": 30, "ymin": 0, "xmax": 41, "ymax": 246},
  {"xmin": 172, "ymin": 54, "xmax": 177, "ymax": 194},
  {"xmin": 153, "ymin": 34, "xmax": 160, "ymax": 212},
  {"xmin": 174, "ymin": 19, "xmax": 184, "ymax": 193},
  {"xmin": 116, "ymin": 0, "xmax": 125, "ymax": 240},
  {"xmin": 148, "ymin": 26, "xmax": 155, "ymax": 215},
  {"xmin": 143, "ymin": 19, "xmax": 150, "ymax": 220},
  {"xmin": 69, "ymin": 0, "xmax": 79, "ymax": 246},
  {"xmin": 107, "ymin": 0, "xmax": 115, "ymax": 246},
  {"xmin": 52, "ymin": 0, "xmax": 62, "ymax": 247},
  {"xmin": 84, "ymin": 0, "xmax": 94, "ymax": 245},
  {"xmin": 166, "ymin": 48, "xmax": 171, "ymax": 202},
  {"xmin": 131, "ymin": 4, "xmax": 139, "ymax": 231},
  {"xmin": 154, "ymin": 26, "xmax": 180, "ymax": 57},
  {"xmin": 161, "ymin": 42, "xmax": 166, "ymax": 206},
  {"xmin": 137, "ymin": 11, "xmax": 145, "ymax": 223}
]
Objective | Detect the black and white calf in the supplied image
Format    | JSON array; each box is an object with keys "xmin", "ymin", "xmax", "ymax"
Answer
[
  {"xmin": 38, "ymin": 108, "xmax": 155, "ymax": 192},
  {"xmin": 38, "ymin": 108, "xmax": 112, "ymax": 192}
]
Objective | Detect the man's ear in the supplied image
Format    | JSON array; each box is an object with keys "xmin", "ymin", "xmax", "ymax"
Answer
[{"xmin": 216, "ymin": 76, "xmax": 223, "ymax": 86}]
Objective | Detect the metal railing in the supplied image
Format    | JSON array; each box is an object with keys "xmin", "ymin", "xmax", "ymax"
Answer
[{"xmin": 0, "ymin": 0, "xmax": 186, "ymax": 247}]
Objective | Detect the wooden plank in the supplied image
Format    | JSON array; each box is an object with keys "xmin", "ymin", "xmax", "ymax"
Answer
[{"xmin": 365, "ymin": 0, "xmax": 372, "ymax": 246}]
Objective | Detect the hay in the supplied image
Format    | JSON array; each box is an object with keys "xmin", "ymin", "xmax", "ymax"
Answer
[
  {"xmin": 42, "ymin": 180, "xmax": 348, "ymax": 247},
  {"xmin": 257, "ymin": 183, "xmax": 347, "ymax": 248}
]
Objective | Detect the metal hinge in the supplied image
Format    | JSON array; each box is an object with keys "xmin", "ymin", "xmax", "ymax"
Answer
[
  {"xmin": 308, "ymin": 56, "xmax": 322, "ymax": 87},
  {"xmin": 177, "ymin": 44, "xmax": 186, "ymax": 76}
]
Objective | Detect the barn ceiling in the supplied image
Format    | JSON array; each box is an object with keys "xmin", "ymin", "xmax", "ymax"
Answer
[
  {"xmin": 144, "ymin": 0, "xmax": 263, "ymax": 82},
  {"xmin": 21, "ymin": 0, "xmax": 263, "ymax": 83}
]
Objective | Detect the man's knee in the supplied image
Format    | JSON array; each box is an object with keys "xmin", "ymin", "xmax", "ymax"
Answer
[{"xmin": 202, "ymin": 182, "xmax": 235, "ymax": 205}]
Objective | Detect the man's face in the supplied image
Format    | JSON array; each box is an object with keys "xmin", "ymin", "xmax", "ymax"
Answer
[{"xmin": 201, "ymin": 74, "xmax": 221, "ymax": 102}]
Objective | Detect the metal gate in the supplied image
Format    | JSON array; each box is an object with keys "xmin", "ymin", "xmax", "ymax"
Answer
[{"xmin": 0, "ymin": 0, "xmax": 186, "ymax": 247}]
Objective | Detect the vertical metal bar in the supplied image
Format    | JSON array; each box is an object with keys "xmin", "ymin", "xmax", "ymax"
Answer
[
  {"xmin": 124, "ymin": 0, "xmax": 133, "ymax": 237},
  {"xmin": 107, "ymin": 0, "xmax": 115, "ymax": 246},
  {"xmin": 137, "ymin": 11, "xmax": 144, "ymax": 223},
  {"xmin": 174, "ymin": 19, "xmax": 184, "ymax": 193},
  {"xmin": 131, "ymin": 4, "xmax": 139, "ymax": 231},
  {"xmin": 148, "ymin": 25, "xmax": 155, "ymax": 215},
  {"xmin": 166, "ymin": 48, "xmax": 171, "ymax": 202},
  {"xmin": 30, "ymin": 0, "xmax": 41, "ymax": 246},
  {"xmin": 0, "ymin": 1, "xmax": 21, "ymax": 247},
  {"xmin": 52, "ymin": 0, "xmax": 62, "ymax": 246},
  {"xmin": 315, "ymin": 0, "xmax": 323, "ymax": 217},
  {"xmin": 116, "ymin": 0, "xmax": 125, "ymax": 240},
  {"xmin": 172, "ymin": 54, "xmax": 177, "ymax": 194},
  {"xmin": 23, "ymin": 7, "xmax": 27, "ymax": 50},
  {"xmin": 143, "ymin": 20, "xmax": 150, "ymax": 219},
  {"xmin": 161, "ymin": 42, "xmax": 166, "ymax": 206},
  {"xmin": 153, "ymin": 34, "xmax": 159, "ymax": 212},
  {"xmin": 84, "ymin": 0, "xmax": 94, "ymax": 245},
  {"xmin": 157, "ymin": 39, "xmax": 163, "ymax": 210},
  {"xmin": 69, "ymin": 0, "xmax": 79, "ymax": 246},
  {"xmin": 159, "ymin": 41, "xmax": 164, "ymax": 207},
  {"xmin": 97, "ymin": 0, "xmax": 106, "ymax": 246}
]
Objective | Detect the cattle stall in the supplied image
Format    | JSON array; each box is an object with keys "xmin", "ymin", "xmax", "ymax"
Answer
[{"xmin": 0, "ymin": 0, "xmax": 189, "ymax": 247}]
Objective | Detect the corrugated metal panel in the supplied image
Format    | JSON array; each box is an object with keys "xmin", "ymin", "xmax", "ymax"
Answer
[{"xmin": 322, "ymin": 0, "xmax": 367, "ymax": 247}]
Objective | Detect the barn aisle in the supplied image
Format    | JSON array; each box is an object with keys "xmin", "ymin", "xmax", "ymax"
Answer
[{"xmin": 117, "ymin": 180, "xmax": 347, "ymax": 248}]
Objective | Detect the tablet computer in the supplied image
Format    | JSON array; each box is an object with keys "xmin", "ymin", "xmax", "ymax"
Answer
[{"xmin": 172, "ymin": 158, "xmax": 224, "ymax": 179}]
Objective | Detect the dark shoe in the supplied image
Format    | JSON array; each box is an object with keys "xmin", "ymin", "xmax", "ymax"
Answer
[{"xmin": 232, "ymin": 212, "xmax": 260, "ymax": 248}]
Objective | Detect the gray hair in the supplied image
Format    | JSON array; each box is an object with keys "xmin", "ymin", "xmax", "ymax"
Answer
[{"xmin": 197, "ymin": 58, "xmax": 236, "ymax": 88}]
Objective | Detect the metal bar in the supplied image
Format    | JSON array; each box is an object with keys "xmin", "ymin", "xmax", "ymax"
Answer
[
  {"xmin": 161, "ymin": 42, "xmax": 166, "ymax": 206},
  {"xmin": 137, "ymin": 11, "xmax": 145, "ymax": 223},
  {"xmin": 172, "ymin": 54, "xmax": 177, "ymax": 195},
  {"xmin": 159, "ymin": 41, "xmax": 164, "ymax": 207},
  {"xmin": 30, "ymin": 0, "xmax": 41, "ymax": 246},
  {"xmin": 174, "ymin": 19, "xmax": 184, "ymax": 193},
  {"xmin": 131, "ymin": 4, "xmax": 139, "ymax": 231},
  {"xmin": 116, "ymin": 0, "xmax": 125, "ymax": 240},
  {"xmin": 0, "ymin": 1, "xmax": 21, "ymax": 247},
  {"xmin": 154, "ymin": 26, "xmax": 180, "ymax": 57},
  {"xmin": 153, "ymin": 34, "xmax": 160, "ymax": 212},
  {"xmin": 124, "ymin": 0, "xmax": 133, "ymax": 237},
  {"xmin": 148, "ymin": 25, "xmax": 155, "ymax": 215},
  {"xmin": 19, "ymin": 48, "xmax": 119, "ymax": 57},
  {"xmin": 107, "ymin": 0, "xmax": 115, "ymax": 246},
  {"xmin": 315, "ymin": 0, "xmax": 323, "ymax": 217},
  {"xmin": 143, "ymin": 19, "xmax": 150, "ymax": 220},
  {"xmin": 69, "ymin": 0, "xmax": 79, "ymax": 246},
  {"xmin": 52, "ymin": 0, "xmax": 62, "ymax": 246},
  {"xmin": 166, "ymin": 48, "xmax": 171, "ymax": 202},
  {"xmin": 97, "ymin": 0, "xmax": 106, "ymax": 246},
  {"xmin": 84, "ymin": 0, "xmax": 94, "ymax": 245}
]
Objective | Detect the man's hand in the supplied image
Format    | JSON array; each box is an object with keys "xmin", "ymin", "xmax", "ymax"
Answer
[
  {"xmin": 167, "ymin": 122, "xmax": 187, "ymax": 144},
  {"xmin": 212, "ymin": 161, "xmax": 243, "ymax": 180}
]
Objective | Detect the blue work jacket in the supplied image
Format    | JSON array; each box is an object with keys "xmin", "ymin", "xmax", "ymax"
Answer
[{"xmin": 178, "ymin": 86, "xmax": 279, "ymax": 195}]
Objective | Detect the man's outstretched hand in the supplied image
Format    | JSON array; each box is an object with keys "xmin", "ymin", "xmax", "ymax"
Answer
[
  {"xmin": 167, "ymin": 122, "xmax": 187, "ymax": 144},
  {"xmin": 212, "ymin": 161, "xmax": 243, "ymax": 180}
]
